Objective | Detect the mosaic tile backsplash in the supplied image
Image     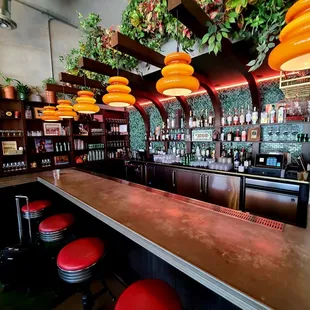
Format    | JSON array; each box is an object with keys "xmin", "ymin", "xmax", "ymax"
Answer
[{"xmin": 129, "ymin": 80, "xmax": 290, "ymax": 154}]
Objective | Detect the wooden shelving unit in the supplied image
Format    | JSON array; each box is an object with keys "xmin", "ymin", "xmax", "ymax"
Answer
[{"xmin": 0, "ymin": 98, "xmax": 130, "ymax": 177}]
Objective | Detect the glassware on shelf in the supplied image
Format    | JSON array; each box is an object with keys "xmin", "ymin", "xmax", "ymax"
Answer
[
  {"xmin": 267, "ymin": 126, "xmax": 273, "ymax": 142},
  {"xmin": 274, "ymin": 126, "xmax": 281, "ymax": 141}
]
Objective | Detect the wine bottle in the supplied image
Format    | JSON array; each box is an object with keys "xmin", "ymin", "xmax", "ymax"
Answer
[{"xmin": 189, "ymin": 111, "xmax": 193, "ymax": 128}]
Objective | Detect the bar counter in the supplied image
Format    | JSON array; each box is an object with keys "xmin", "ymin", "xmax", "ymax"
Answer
[{"xmin": 23, "ymin": 168, "xmax": 309, "ymax": 310}]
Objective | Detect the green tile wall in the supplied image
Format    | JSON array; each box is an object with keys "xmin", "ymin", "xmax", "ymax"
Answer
[{"xmin": 129, "ymin": 80, "xmax": 292, "ymax": 154}]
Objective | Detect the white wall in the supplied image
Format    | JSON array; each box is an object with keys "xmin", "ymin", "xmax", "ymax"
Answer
[{"xmin": 0, "ymin": 1, "xmax": 79, "ymax": 90}]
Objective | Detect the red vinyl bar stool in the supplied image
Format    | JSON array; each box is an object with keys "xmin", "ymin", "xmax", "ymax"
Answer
[
  {"xmin": 21, "ymin": 200, "xmax": 51, "ymax": 220},
  {"xmin": 39, "ymin": 213, "xmax": 75, "ymax": 242},
  {"xmin": 57, "ymin": 237, "xmax": 115, "ymax": 309},
  {"xmin": 115, "ymin": 279, "xmax": 182, "ymax": 310}
]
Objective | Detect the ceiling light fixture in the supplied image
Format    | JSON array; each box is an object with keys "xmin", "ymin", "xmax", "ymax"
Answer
[
  {"xmin": 269, "ymin": 0, "xmax": 310, "ymax": 71},
  {"xmin": 41, "ymin": 106, "xmax": 61, "ymax": 122},
  {"xmin": 56, "ymin": 99, "xmax": 77, "ymax": 119},
  {"xmin": 103, "ymin": 49, "xmax": 136, "ymax": 108},
  {"xmin": 156, "ymin": 10, "xmax": 199, "ymax": 96},
  {"xmin": 103, "ymin": 76, "xmax": 135, "ymax": 107},
  {"xmin": 73, "ymin": 90, "xmax": 100, "ymax": 114}
]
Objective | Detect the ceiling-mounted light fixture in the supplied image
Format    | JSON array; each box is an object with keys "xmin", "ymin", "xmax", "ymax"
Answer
[
  {"xmin": 41, "ymin": 106, "xmax": 61, "ymax": 122},
  {"xmin": 156, "ymin": 10, "xmax": 199, "ymax": 96},
  {"xmin": 56, "ymin": 99, "xmax": 77, "ymax": 119},
  {"xmin": 103, "ymin": 76, "xmax": 135, "ymax": 107},
  {"xmin": 73, "ymin": 90, "xmax": 100, "ymax": 114},
  {"xmin": 269, "ymin": 0, "xmax": 310, "ymax": 71},
  {"xmin": 0, "ymin": 0, "xmax": 17, "ymax": 30},
  {"xmin": 102, "ymin": 49, "xmax": 136, "ymax": 108}
]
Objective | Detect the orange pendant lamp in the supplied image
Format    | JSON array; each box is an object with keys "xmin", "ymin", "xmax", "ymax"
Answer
[
  {"xmin": 41, "ymin": 106, "xmax": 61, "ymax": 122},
  {"xmin": 156, "ymin": 52, "xmax": 200, "ymax": 96},
  {"xmin": 102, "ymin": 76, "xmax": 135, "ymax": 107},
  {"xmin": 56, "ymin": 99, "xmax": 77, "ymax": 119},
  {"xmin": 73, "ymin": 91, "xmax": 100, "ymax": 114},
  {"xmin": 269, "ymin": 0, "xmax": 310, "ymax": 71}
]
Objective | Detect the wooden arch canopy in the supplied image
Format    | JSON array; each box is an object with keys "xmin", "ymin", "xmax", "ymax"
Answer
[{"xmin": 168, "ymin": 0, "xmax": 261, "ymax": 110}]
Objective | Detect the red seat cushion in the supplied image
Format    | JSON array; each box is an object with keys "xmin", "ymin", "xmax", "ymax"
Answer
[
  {"xmin": 21, "ymin": 200, "xmax": 51, "ymax": 213},
  {"xmin": 57, "ymin": 238, "xmax": 105, "ymax": 271},
  {"xmin": 115, "ymin": 279, "xmax": 182, "ymax": 310},
  {"xmin": 39, "ymin": 213, "xmax": 74, "ymax": 233}
]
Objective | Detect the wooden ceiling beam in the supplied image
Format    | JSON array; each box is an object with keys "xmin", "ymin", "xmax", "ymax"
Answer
[
  {"xmin": 168, "ymin": 0, "xmax": 210, "ymax": 38},
  {"xmin": 111, "ymin": 32, "xmax": 165, "ymax": 68},
  {"xmin": 168, "ymin": 0, "xmax": 261, "ymax": 110},
  {"xmin": 78, "ymin": 57, "xmax": 142, "ymax": 85},
  {"xmin": 45, "ymin": 84, "xmax": 79, "ymax": 95},
  {"xmin": 59, "ymin": 72, "xmax": 105, "ymax": 90}
]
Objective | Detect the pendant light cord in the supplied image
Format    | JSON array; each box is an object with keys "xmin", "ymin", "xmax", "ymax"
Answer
[
  {"xmin": 176, "ymin": 9, "xmax": 180, "ymax": 53},
  {"xmin": 116, "ymin": 47, "xmax": 120, "ymax": 76}
]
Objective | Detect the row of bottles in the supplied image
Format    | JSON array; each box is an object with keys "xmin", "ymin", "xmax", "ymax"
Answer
[
  {"xmin": 55, "ymin": 142, "xmax": 71, "ymax": 152},
  {"xmin": 189, "ymin": 110, "xmax": 214, "ymax": 128},
  {"xmin": 88, "ymin": 150, "xmax": 104, "ymax": 161},
  {"xmin": 221, "ymin": 129, "xmax": 248, "ymax": 142},
  {"xmin": 221, "ymin": 104, "xmax": 287, "ymax": 127},
  {"xmin": 147, "ymin": 125, "xmax": 191, "ymax": 142}
]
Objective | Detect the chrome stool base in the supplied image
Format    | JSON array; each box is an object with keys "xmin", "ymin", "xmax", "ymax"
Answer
[
  {"xmin": 22, "ymin": 210, "xmax": 44, "ymax": 219},
  {"xmin": 39, "ymin": 229, "xmax": 66, "ymax": 242},
  {"xmin": 58, "ymin": 264, "xmax": 96, "ymax": 284}
]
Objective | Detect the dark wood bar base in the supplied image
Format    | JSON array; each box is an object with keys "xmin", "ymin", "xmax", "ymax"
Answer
[{"xmin": 80, "ymin": 159, "xmax": 309, "ymax": 228}]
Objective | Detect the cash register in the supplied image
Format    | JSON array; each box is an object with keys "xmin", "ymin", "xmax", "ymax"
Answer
[{"xmin": 248, "ymin": 153, "xmax": 285, "ymax": 177}]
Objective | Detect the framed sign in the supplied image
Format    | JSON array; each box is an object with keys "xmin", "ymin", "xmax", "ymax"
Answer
[
  {"xmin": 43, "ymin": 123, "xmax": 61, "ymax": 136},
  {"xmin": 54, "ymin": 155, "xmax": 69, "ymax": 166},
  {"xmin": 34, "ymin": 138, "xmax": 54, "ymax": 153},
  {"xmin": 33, "ymin": 107, "xmax": 44, "ymax": 119},
  {"xmin": 247, "ymin": 127, "xmax": 261, "ymax": 142},
  {"xmin": 2, "ymin": 141, "xmax": 17, "ymax": 155},
  {"xmin": 192, "ymin": 129, "xmax": 213, "ymax": 142}
]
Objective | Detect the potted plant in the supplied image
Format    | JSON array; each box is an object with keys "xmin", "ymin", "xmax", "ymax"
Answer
[
  {"xmin": 42, "ymin": 77, "xmax": 57, "ymax": 104},
  {"xmin": 15, "ymin": 80, "xmax": 30, "ymax": 100},
  {"xmin": 29, "ymin": 86, "xmax": 42, "ymax": 102},
  {"xmin": 0, "ymin": 74, "xmax": 15, "ymax": 99}
]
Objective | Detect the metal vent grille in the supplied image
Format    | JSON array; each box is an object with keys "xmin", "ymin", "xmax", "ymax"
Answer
[{"xmin": 202, "ymin": 204, "xmax": 285, "ymax": 231}]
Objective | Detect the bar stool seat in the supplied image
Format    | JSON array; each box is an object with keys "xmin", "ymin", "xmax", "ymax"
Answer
[
  {"xmin": 21, "ymin": 200, "xmax": 51, "ymax": 219},
  {"xmin": 39, "ymin": 213, "xmax": 75, "ymax": 242},
  {"xmin": 57, "ymin": 238, "xmax": 105, "ymax": 283},
  {"xmin": 115, "ymin": 279, "xmax": 182, "ymax": 310}
]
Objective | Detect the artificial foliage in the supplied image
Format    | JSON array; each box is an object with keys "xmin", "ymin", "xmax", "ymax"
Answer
[{"xmin": 60, "ymin": 1, "xmax": 295, "ymax": 79}]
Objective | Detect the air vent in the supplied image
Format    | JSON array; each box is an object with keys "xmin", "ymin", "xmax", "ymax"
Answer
[{"xmin": 0, "ymin": 0, "xmax": 17, "ymax": 30}]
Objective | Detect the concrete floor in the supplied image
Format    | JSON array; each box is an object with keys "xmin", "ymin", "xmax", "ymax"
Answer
[{"xmin": 56, "ymin": 277, "xmax": 125, "ymax": 310}]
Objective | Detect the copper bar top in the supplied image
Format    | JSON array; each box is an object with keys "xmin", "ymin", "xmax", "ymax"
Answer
[{"xmin": 36, "ymin": 169, "xmax": 309, "ymax": 310}]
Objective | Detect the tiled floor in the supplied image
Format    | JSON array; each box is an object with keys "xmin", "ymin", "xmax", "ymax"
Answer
[{"xmin": 56, "ymin": 276, "xmax": 125, "ymax": 310}]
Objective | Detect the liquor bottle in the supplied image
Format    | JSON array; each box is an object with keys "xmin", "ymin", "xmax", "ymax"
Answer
[
  {"xmin": 161, "ymin": 123, "xmax": 165, "ymax": 141},
  {"xmin": 227, "ymin": 131, "xmax": 233, "ymax": 142},
  {"xmin": 233, "ymin": 108, "xmax": 239, "ymax": 126},
  {"xmin": 208, "ymin": 110, "xmax": 214, "ymax": 127},
  {"xmin": 144, "ymin": 133, "xmax": 147, "ymax": 141},
  {"xmin": 201, "ymin": 113, "xmax": 205, "ymax": 128},
  {"xmin": 206, "ymin": 147, "xmax": 210, "ymax": 159},
  {"xmin": 189, "ymin": 111, "xmax": 193, "ymax": 128},
  {"xmin": 269, "ymin": 105, "xmax": 276, "ymax": 124},
  {"xmin": 241, "ymin": 129, "xmax": 247, "ymax": 142},
  {"xmin": 171, "ymin": 113, "xmax": 175, "ymax": 129},
  {"xmin": 181, "ymin": 129, "xmax": 185, "ymax": 141},
  {"xmin": 196, "ymin": 114, "xmax": 200, "ymax": 128},
  {"xmin": 201, "ymin": 144, "xmax": 206, "ymax": 159},
  {"xmin": 221, "ymin": 109, "xmax": 226, "ymax": 127},
  {"xmin": 260, "ymin": 107, "xmax": 268, "ymax": 124},
  {"xmin": 55, "ymin": 142, "xmax": 59, "ymax": 152},
  {"xmin": 203, "ymin": 109, "xmax": 209, "ymax": 127},
  {"xmin": 239, "ymin": 108, "xmax": 245, "ymax": 125},
  {"xmin": 172, "ymin": 142, "xmax": 176, "ymax": 154},
  {"xmin": 180, "ymin": 114, "xmax": 184, "ymax": 128},
  {"xmin": 192, "ymin": 112, "xmax": 196, "ymax": 128},
  {"xmin": 177, "ymin": 129, "xmax": 181, "ymax": 141},
  {"xmin": 227, "ymin": 110, "xmax": 233, "ymax": 126},
  {"xmin": 167, "ymin": 115, "xmax": 170, "ymax": 129},
  {"xmin": 234, "ymin": 129, "xmax": 240, "ymax": 141},
  {"xmin": 246, "ymin": 105, "xmax": 252, "ymax": 125},
  {"xmin": 277, "ymin": 104, "xmax": 286, "ymax": 123},
  {"xmin": 251, "ymin": 107, "xmax": 258, "ymax": 125}
]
